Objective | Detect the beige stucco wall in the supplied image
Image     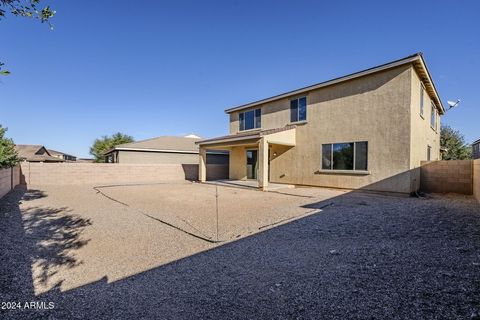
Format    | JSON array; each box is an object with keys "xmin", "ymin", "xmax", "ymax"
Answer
[
  {"xmin": 0, "ymin": 166, "xmax": 21, "ymax": 199},
  {"xmin": 409, "ymin": 69, "xmax": 441, "ymax": 190},
  {"xmin": 117, "ymin": 150, "xmax": 199, "ymax": 164},
  {"xmin": 229, "ymin": 65, "xmax": 419, "ymax": 192},
  {"xmin": 474, "ymin": 159, "xmax": 480, "ymax": 202}
]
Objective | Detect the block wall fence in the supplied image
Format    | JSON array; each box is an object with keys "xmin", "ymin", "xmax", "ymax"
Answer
[
  {"xmin": 420, "ymin": 160, "xmax": 473, "ymax": 195},
  {"xmin": 0, "ymin": 166, "xmax": 21, "ymax": 199},
  {"xmin": 19, "ymin": 163, "xmax": 228, "ymax": 186},
  {"xmin": 474, "ymin": 159, "xmax": 480, "ymax": 202},
  {"xmin": 2, "ymin": 162, "xmax": 477, "ymax": 201}
]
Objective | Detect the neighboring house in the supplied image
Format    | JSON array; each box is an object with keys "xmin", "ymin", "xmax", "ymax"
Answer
[
  {"xmin": 104, "ymin": 135, "xmax": 229, "ymax": 165},
  {"xmin": 15, "ymin": 145, "xmax": 64, "ymax": 163},
  {"xmin": 197, "ymin": 53, "xmax": 444, "ymax": 193},
  {"xmin": 48, "ymin": 149, "xmax": 77, "ymax": 162},
  {"xmin": 473, "ymin": 139, "xmax": 480, "ymax": 159}
]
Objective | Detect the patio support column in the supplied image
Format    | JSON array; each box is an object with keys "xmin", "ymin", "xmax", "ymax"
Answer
[
  {"xmin": 258, "ymin": 137, "xmax": 269, "ymax": 191},
  {"xmin": 199, "ymin": 146, "xmax": 207, "ymax": 182}
]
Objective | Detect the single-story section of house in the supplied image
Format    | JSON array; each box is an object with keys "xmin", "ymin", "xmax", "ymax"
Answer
[
  {"xmin": 473, "ymin": 139, "xmax": 480, "ymax": 159},
  {"xmin": 15, "ymin": 145, "xmax": 65, "ymax": 163},
  {"xmin": 103, "ymin": 135, "xmax": 229, "ymax": 165}
]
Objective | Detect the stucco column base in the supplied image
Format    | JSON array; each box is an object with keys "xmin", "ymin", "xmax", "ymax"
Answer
[
  {"xmin": 199, "ymin": 147, "xmax": 207, "ymax": 182},
  {"xmin": 258, "ymin": 137, "xmax": 269, "ymax": 191}
]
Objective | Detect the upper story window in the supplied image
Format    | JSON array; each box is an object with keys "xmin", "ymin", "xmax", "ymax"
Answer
[
  {"xmin": 322, "ymin": 141, "xmax": 368, "ymax": 171},
  {"xmin": 420, "ymin": 84, "xmax": 424, "ymax": 117},
  {"xmin": 290, "ymin": 97, "xmax": 307, "ymax": 123},
  {"xmin": 239, "ymin": 108, "xmax": 261, "ymax": 131},
  {"xmin": 430, "ymin": 103, "xmax": 436, "ymax": 130}
]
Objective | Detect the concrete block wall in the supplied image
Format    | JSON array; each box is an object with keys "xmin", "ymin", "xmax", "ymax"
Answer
[
  {"xmin": 19, "ymin": 163, "xmax": 228, "ymax": 186},
  {"xmin": 420, "ymin": 160, "xmax": 473, "ymax": 194},
  {"xmin": 0, "ymin": 166, "xmax": 21, "ymax": 199},
  {"xmin": 474, "ymin": 159, "xmax": 480, "ymax": 202}
]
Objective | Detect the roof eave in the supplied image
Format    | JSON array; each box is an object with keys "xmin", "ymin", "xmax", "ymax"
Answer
[
  {"xmin": 224, "ymin": 53, "xmax": 444, "ymax": 115},
  {"xmin": 197, "ymin": 134, "xmax": 261, "ymax": 146},
  {"xmin": 414, "ymin": 54, "xmax": 445, "ymax": 114}
]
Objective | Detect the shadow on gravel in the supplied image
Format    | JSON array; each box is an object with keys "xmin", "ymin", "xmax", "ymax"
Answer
[
  {"xmin": 2, "ymin": 185, "xmax": 480, "ymax": 319},
  {"xmin": 0, "ymin": 186, "xmax": 91, "ymax": 306},
  {"xmin": 33, "ymin": 190, "xmax": 480, "ymax": 320}
]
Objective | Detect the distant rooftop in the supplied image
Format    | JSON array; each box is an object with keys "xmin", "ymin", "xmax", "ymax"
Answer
[
  {"xmin": 47, "ymin": 149, "xmax": 76, "ymax": 158},
  {"xmin": 105, "ymin": 135, "xmax": 203, "ymax": 154},
  {"xmin": 15, "ymin": 145, "xmax": 64, "ymax": 162}
]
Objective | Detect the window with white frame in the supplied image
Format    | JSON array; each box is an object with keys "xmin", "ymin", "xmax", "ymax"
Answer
[
  {"xmin": 239, "ymin": 108, "xmax": 261, "ymax": 131},
  {"xmin": 420, "ymin": 84, "xmax": 424, "ymax": 117},
  {"xmin": 430, "ymin": 103, "xmax": 436, "ymax": 130},
  {"xmin": 322, "ymin": 141, "xmax": 368, "ymax": 171},
  {"xmin": 290, "ymin": 97, "xmax": 307, "ymax": 122}
]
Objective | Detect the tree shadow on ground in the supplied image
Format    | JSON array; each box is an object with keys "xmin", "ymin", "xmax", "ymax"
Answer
[
  {"xmin": 0, "ymin": 186, "xmax": 91, "ymax": 308},
  {"xmin": 1, "ymin": 185, "xmax": 480, "ymax": 319},
  {"xmin": 34, "ymin": 190, "xmax": 480, "ymax": 320}
]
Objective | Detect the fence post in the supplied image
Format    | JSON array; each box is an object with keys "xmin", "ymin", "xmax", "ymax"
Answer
[{"xmin": 10, "ymin": 166, "xmax": 13, "ymax": 191}]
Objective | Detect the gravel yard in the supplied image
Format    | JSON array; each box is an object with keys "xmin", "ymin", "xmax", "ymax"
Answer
[
  {"xmin": 96, "ymin": 182, "xmax": 345, "ymax": 241},
  {"xmin": 1, "ymin": 183, "xmax": 479, "ymax": 319}
]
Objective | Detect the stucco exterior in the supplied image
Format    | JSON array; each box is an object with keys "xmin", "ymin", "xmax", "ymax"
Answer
[{"xmin": 198, "ymin": 54, "xmax": 444, "ymax": 193}]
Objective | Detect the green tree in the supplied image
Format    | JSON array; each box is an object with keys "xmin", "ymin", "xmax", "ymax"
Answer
[
  {"xmin": 0, "ymin": 125, "xmax": 19, "ymax": 168},
  {"xmin": 1, "ymin": 0, "xmax": 56, "ymax": 75},
  {"xmin": 90, "ymin": 133, "xmax": 134, "ymax": 163},
  {"xmin": 440, "ymin": 124, "xmax": 472, "ymax": 160}
]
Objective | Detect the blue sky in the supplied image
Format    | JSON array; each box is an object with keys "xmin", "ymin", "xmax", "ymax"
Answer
[{"xmin": 1, "ymin": 0, "xmax": 479, "ymax": 157}]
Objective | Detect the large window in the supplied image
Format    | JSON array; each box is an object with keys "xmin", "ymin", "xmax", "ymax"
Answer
[
  {"xmin": 239, "ymin": 108, "xmax": 261, "ymax": 131},
  {"xmin": 290, "ymin": 97, "xmax": 307, "ymax": 122},
  {"xmin": 420, "ymin": 85, "xmax": 424, "ymax": 117},
  {"xmin": 322, "ymin": 141, "xmax": 368, "ymax": 171},
  {"xmin": 430, "ymin": 103, "xmax": 436, "ymax": 130}
]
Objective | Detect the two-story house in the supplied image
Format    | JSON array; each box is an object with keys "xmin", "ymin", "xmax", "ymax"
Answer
[{"xmin": 197, "ymin": 53, "xmax": 444, "ymax": 193}]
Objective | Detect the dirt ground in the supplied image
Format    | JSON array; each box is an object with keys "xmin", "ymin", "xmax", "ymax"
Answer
[{"xmin": 1, "ymin": 183, "xmax": 479, "ymax": 319}]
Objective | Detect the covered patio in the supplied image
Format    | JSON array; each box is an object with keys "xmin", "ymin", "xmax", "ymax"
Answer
[{"xmin": 196, "ymin": 125, "xmax": 296, "ymax": 190}]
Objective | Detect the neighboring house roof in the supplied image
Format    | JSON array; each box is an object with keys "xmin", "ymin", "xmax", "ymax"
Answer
[
  {"xmin": 47, "ymin": 149, "xmax": 76, "ymax": 158},
  {"xmin": 104, "ymin": 135, "xmax": 227, "ymax": 155},
  {"xmin": 473, "ymin": 139, "xmax": 480, "ymax": 145},
  {"xmin": 15, "ymin": 145, "xmax": 64, "ymax": 162},
  {"xmin": 224, "ymin": 52, "xmax": 445, "ymax": 115}
]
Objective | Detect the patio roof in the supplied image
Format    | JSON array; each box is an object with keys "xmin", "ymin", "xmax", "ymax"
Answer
[{"xmin": 196, "ymin": 125, "xmax": 297, "ymax": 147}]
